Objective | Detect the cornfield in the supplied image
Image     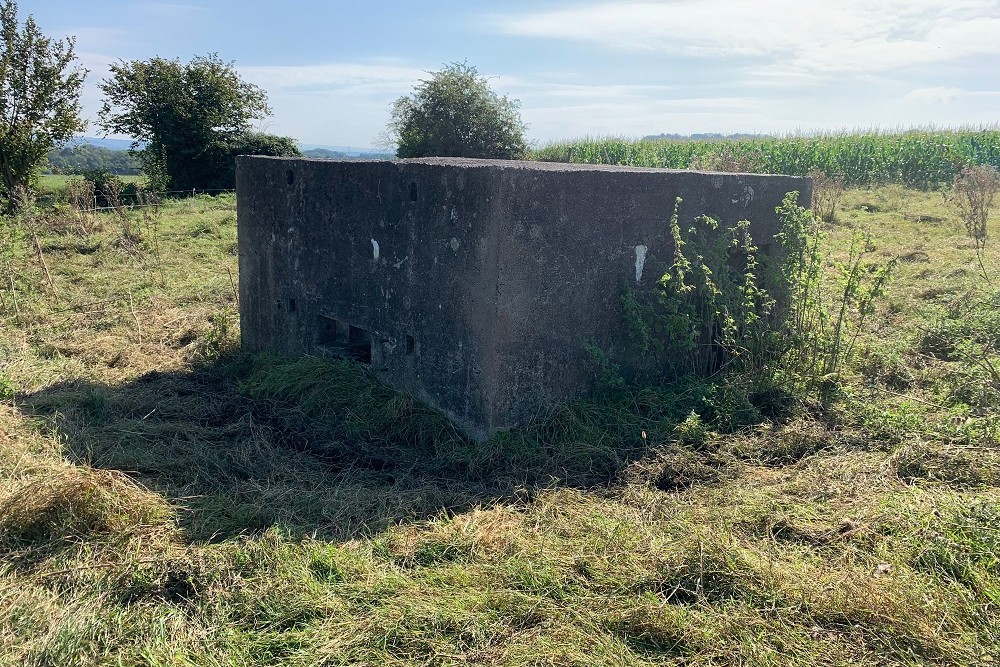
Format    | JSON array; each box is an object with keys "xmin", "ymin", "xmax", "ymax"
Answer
[{"xmin": 532, "ymin": 129, "xmax": 1000, "ymax": 189}]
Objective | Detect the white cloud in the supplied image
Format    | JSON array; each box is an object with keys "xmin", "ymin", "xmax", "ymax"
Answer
[
  {"xmin": 902, "ymin": 86, "xmax": 964, "ymax": 105},
  {"xmin": 522, "ymin": 102, "xmax": 779, "ymax": 140},
  {"xmin": 240, "ymin": 62, "xmax": 766, "ymax": 145},
  {"xmin": 239, "ymin": 63, "xmax": 425, "ymax": 92},
  {"xmin": 235, "ymin": 62, "xmax": 430, "ymax": 146},
  {"xmin": 903, "ymin": 86, "xmax": 1000, "ymax": 104},
  {"xmin": 139, "ymin": 3, "xmax": 207, "ymax": 18},
  {"xmin": 501, "ymin": 80, "xmax": 677, "ymax": 100},
  {"xmin": 492, "ymin": 1, "xmax": 1000, "ymax": 75},
  {"xmin": 253, "ymin": 89, "xmax": 396, "ymax": 147},
  {"xmin": 511, "ymin": 82, "xmax": 770, "ymax": 139},
  {"xmin": 60, "ymin": 26, "xmax": 127, "ymax": 48}
]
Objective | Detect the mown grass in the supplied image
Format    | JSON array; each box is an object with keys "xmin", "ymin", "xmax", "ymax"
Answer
[
  {"xmin": 532, "ymin": 128, "xmax": 1000, "ymax": 188},
  {"xmin": 0, "ymin": 185, "xmax": 998, "ymax": 665}
]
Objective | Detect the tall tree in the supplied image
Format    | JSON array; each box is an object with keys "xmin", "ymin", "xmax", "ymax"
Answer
[
  {"xmin": 388, "ymin": 62, "xmax": 527, "ymax": 160},
  {"xmin": 98, "ymin": 54, "xmax": 295, "ymax": 192},
  {"xmin": 0, "ymin": 1, "xmax": 86, "ymax": 212}
]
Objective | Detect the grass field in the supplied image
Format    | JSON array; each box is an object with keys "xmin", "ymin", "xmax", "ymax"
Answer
[
  {"xmin": 37, "ymin": 173, "xmax": 146, "ymax": 195},
  {"xmin": 1, "ymin": 184, "xmax": 999, "ymax": 665}
]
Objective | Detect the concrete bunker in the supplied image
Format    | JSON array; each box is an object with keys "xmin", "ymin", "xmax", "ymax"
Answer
[{"xmin": 236, "ymin": 157, "xmax": 811, "ymax": 439}]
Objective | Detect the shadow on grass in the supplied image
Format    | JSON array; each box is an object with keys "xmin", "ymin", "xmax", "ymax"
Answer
[{"xmin": 15, "ymin": 353, "xmax": 696, "ymax": 544}]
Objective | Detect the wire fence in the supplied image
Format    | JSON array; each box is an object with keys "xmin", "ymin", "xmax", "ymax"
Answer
[{"xmin": 82, "ymin": 188, "xmax": 236, "ymax": 213}]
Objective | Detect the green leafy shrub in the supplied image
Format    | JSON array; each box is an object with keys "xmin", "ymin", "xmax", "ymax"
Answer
[
  {"xmin": 81, "ymin": 168, "xmax": 138, "ymax": 209},
  {"xmin": 388, "ymin": 62, "xmax": 527, "ymax": 159},
  {"xmin": 98, "ymin": 54, "xmax": 295, "ymax": 192},
  {"xmin": 775, "ymin": 194, "xmax": 898, "ymax": 398}
]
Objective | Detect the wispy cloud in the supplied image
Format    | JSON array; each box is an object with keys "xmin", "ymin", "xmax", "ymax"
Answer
[
  {"xmin": 522, "ymin": 101, "xmax": 778, "ymax": 140},
  {"xmin": 139, "ymin": 3, "xmax": 207, "ymax": 18},
  {"xmin": 236, "ymin": 62, "xmax": 429, "ymax": 145},
  {"xmin": 491, "ymin": 74, "xmax": 769, "ymax": 138},
  {"xmin": 60, "ymin": 26, "xmax": 128, "ymax": 50},
  {"xmin": 903, "ymin": 86, "xmax": 1000, "ymax": 104},
  {"xmin": 491, "ymin": 1, "xmax": 1000, "ymax": 76},
  {"xmin": 238, "ymin": 63, "xmax": 425, "ymax": 92},
  {"xmin": 499, "ymin": 79, "xmax": 677, "ymax": 100},
  {"xmin": 903, "ymin": 86, "xmax": 964, "ymax": 105}
]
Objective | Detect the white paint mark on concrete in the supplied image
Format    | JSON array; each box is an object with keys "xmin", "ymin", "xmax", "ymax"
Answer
[
  {"xmin": 393, "ymin": 256, "xmax": 408, "ymax": 269},
  {"xmin": 451, "ymin": 207, "xmax": 459, "ymax": 221},
  {"xmin": 733, "ymin": 184, "xmax": 755, "ymax": 206},
  {"xmin": 450, "ymin": 237, "xmax": 460, "ymax": 251},
  {"xmin": 635, "ymin": 245, "xmax": 648, "ymax": 282},
  {"xmin": 371, "ymin": 238, "xmax": 380, "ymax": 260}
]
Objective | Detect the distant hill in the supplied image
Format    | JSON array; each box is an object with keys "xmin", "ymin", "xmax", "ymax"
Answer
[
  {"xmin": 300, "ymin": 143, "xmax": 395, "ymax": 159},
  {"xmin": 45, "ymin": 138, "xmax": 395, "ymax": 175},
  {"xmin": 302, "ymin": 147, "xmax": 396, "ymax": 159},
  {"xmin": 67, "ymin": 136, "xmax": 139, "ymax": 151},
  {"xmin": 303, "ymin": 148, "xmax": 349, "ymax": 158}
]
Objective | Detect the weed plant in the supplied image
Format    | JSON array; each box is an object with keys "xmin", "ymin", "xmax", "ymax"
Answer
[
  {"xmin": 950, "ymin": 164, "xmax": 1000, "ymax": 281},
  {"xmin": 809, "ymin": 170, "xmax": 846, "ymax": 223}
]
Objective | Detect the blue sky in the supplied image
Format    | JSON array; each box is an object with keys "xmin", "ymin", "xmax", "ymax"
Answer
[{"xmin": 22, "ymin": 0, "xmax": 1000, "ymax": 149}]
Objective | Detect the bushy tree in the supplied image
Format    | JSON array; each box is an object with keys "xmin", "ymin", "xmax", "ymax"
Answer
[
  {"xmin": 98, "ymin": 54, "xmax": 298, "ymax": 191},
  {"xmin": 212, "ymin": 131, "xmax": 301, "ymax": 189},
  {"xmin": 388, "ymin": 62, "xmax": 527, "ymax": 159},
  {"xmin": 0, "ymin": 1, "xmax": 86, "ymax": 212}
]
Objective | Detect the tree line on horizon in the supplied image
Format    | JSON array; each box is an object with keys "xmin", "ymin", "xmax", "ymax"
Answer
[
  {"xmin": 0, "ymin": 0, "xmax": 532, "ymax": 212},
  {"xmin": 43, "ymin": 143, "xmax": 399, "ymax": 178},
  {"xmin": 0, "ymin": 2, "xmax": 305, "ymax": 209},
  {"xmin": 45, "ymin": 144, "xmax": 141, "ymax": 176},
  {"xmin": 6, "ymin": 0, "xmax": 1000, "ymax": 213}
]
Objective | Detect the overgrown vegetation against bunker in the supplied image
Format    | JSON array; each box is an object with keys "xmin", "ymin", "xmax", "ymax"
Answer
[{"xmin": 1, "ymin": 160, "xmax": 1000, "ymax": 663}]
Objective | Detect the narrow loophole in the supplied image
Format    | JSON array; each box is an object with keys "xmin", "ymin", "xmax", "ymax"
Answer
[
  {"xmin": 406, "ymin": 334, "xmax": 415, "ymax": 355},
  {"xmin": 288, "ymin": 298, "xmax": 296, "ymax": 313},
  {"xmin": 408, "ymin": 180, "xmax": 418, "ymax": 202},
  {"xmin": 286, "ymin": 169, "xmax": 295, "ymax": 186}
]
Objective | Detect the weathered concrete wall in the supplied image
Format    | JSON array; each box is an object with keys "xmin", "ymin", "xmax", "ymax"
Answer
[{"xmin": 237, "ymin": 157, "xmax": 811, "ymax": 439}]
